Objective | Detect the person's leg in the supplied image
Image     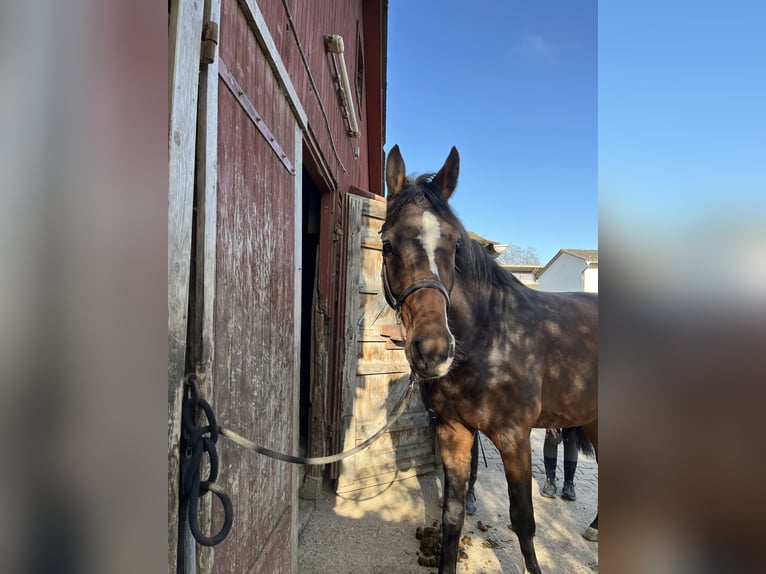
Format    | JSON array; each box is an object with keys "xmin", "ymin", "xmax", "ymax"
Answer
[
  {"xmin": 465, "ymin": 432, "xmax": 479, "ymax": 514},
  {"xmin": 561, "ymin": 427, "xmax": 578, "ymax": 501},
  {"xmin": 542, "ymin": 429, "xmax": 559, "ymax": 498}
]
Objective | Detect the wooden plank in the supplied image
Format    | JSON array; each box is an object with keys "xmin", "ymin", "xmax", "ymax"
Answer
[
  {"xmin": 361, "ymin": 196, "xmax": 387, "ymax": 218},
  {"xmin": 379, "ymin": 324, "xmax": 404, "ymax": 340},
  {"xmin": 308, "ymin": 252, "xmax": 328, "ymax": 474},
  {"xmin": 358, "ymin": 282, "xmax": 380, "ymax": 295},
  {"xmin": 357, "ymin": 411, "xmax": 432, "ymax": 436},
  {"xmin": 338, "ymin": 194, "xmax": 364, "ymax": 484},
  {"xmin": 194, "ymin": 0, "xmax": 221, "ymax": 434},
  {"xmin": 193, "ymin": 2, "xmax": 221, "ymax": 571},
  {"xmin": 168, "ymin": 1, "xmax": 204, "ymax": 572},
  {"xmin": 361, "ymin": 235, "xmax": 383, "ymax": 250},
  {"xmin": 356, "ymin": 360, "xmax": 411, "ymax": 375},
  {"xmin": 290, "ymin": 124, "xmax": 302, "ymax": 574},
  {"xmin": 357, "ymin": 328, "xmax": 387, "ymax": 342}
]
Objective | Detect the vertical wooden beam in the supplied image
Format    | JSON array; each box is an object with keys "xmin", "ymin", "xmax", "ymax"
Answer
[
  {"xmin": 168, "ymin": 0, "xmax": 204, "ymax": 572},
  {"xmin": 307, "ymin": 261, "xmax": 328, "ymax": 476},
  {"xmin": 192, "ymin": 0, "xmax": 221, "ymax": 571},
  {"xmin": 290, "ymin": 124, "xmax": 303, "ymax": 574},
  {"xmin": 337, "ymin": 194, "xmax": 364, "ymax": 486},
  {"xmin": 362, "ymin": 0, "xmax": 387, "ymax": 197}
]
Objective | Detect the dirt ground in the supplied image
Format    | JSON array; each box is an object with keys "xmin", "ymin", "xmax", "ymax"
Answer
[{"xmin": 298, "ymin": 428, "xmax": 598, "ymax": 573}]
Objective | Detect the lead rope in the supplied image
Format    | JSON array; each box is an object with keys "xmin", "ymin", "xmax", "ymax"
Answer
[
  {"xmin": 219, "ymin": 375, "xmax": 416, "ymax": 465},
  {"xmin": 478, "ymin": 432, "xmax": 488, "ymax": 468},
  {"xmin": 179, "ymin": 372, "xmax": 417, "ymax": 547},
  {"xmin": 180, "ymin": 376, "xmax": 233, "ymax": 546}
]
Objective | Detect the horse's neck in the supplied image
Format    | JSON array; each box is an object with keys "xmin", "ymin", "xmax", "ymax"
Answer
[{"xmin": 450, "ymin": 274, "xmax": 528, "ymax": 336}]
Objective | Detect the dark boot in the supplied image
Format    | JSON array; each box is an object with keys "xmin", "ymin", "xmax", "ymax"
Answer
[
  {"xmin": 542, "ymin": 456, "xmax": 557, "ymax": 498},
  {"xmin": 561, "ymin": 460, "xmax": 577, "ymax": 501}
]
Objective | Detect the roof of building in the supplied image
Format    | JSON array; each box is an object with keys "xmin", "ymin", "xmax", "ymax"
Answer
[
  {"xmin": 467, "ymin": 231, "xmax": 509, "ymax": 257},
  {"xmin": 500, "ymin": 264, "xmax": 544, "ymax": 273},
  {"xmin": 560, "ymin": 249, "xmax": 598, "ymax": 263},
  {"xmin": 535, "ymin": 249, "xmax": 599, "ymax": 279}
]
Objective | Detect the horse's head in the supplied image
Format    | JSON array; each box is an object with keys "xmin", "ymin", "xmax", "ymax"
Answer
[{"xmin": 381, "ymin": 145, "xmax": 462, "ymax": 380}]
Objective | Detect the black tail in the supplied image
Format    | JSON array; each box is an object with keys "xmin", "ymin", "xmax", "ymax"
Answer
[{"xmin": 575, "ymin": 426, "xmax": 595, "ymax": 458}]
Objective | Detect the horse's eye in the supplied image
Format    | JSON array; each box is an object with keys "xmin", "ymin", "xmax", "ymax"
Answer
[
  {"xmin": 455, "ymin": 239, "xmax": 462, "ymax": 251},
  {"xmin": 382, "ymin": 241, "xmax": 393, "ymax": 255}
]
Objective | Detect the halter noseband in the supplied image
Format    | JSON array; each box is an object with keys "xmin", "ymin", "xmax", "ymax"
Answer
[{"xmin": 381, "ymin": 257, "xmax": 451, "ymax": 319}]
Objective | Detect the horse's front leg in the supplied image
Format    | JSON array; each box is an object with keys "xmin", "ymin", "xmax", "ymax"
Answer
[
  {"xmin": 494, "ymin": 429, "xmax": 542, "ymax": 574},
  {"xmin": 434, "ymin": 422, "xmax": 474, "ymax": 574}
]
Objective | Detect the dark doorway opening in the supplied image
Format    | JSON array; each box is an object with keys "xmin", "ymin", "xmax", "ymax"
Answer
[{"xmin": 299, "ymin": 167, "xmax": 321, "ymax": 454}]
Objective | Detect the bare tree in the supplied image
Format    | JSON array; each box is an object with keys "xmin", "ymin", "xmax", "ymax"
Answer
[{"xmin": 497, "ymin": 244, "xmax": 540, "ymax": 265}]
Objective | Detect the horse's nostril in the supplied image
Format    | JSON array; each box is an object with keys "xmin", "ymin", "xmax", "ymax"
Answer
[
  {"xmin": 411, "ymin": 336, "xmax": 452, "ymax": 367},
  {"xmin": 411, "ymin": 338, "xmax": 426, "ymax": 363}
]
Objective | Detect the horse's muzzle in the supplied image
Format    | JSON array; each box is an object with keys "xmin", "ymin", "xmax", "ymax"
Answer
[{"xmin": 406, "ymin": 332, "xmax": 455, "ymax": 379}]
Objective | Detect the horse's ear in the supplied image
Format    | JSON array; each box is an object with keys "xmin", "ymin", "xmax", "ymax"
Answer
[
  {"xmin": 385, "ymin": 145, "xmax": 406, "ymax": 200},
  {"xmin": 432, "ymin": 146, "xmax": 460, "ymax": 200}
]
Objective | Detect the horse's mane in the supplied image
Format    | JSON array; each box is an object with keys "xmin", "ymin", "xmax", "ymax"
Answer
[{"xmin": 384, "ymin": 174, "xmax": 523, "ymax": 290}]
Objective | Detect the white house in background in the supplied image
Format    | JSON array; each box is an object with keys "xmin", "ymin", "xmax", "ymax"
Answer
[
  {"xmin": 501, "ymin": 264, "xmax": 543, "ymax": 289},
  {"xmin": 536, "ymin": 249, "xmax": 598, "ymax": 293}
]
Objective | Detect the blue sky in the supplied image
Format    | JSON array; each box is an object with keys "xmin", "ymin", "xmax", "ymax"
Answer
[
  {"xmin": 385, "ymin": 1, "xmax": 598, "ymax": 264},
  {"xmin": 599, "ymin": 1, "xmax": 766, "ymax": 229},
  {"xmin": 386, "ymin": 1, "xmax": 765, "ymax": 270}
]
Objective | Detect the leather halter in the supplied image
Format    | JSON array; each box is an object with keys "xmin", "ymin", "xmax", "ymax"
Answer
[{"xmin": 381, "ymin": 257, "xmax": 451, "ymax": 319}]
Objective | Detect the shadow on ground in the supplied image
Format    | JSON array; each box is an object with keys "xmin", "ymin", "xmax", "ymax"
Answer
[{"xmin": 298, "ymin": 429, "xmax": 598, "ymax": 573}]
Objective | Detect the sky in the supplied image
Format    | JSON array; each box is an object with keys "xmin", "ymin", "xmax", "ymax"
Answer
[
  {"xmin": 598, "ymin": 1, "xmax": 766, "ymax": 229},
  {"xmin": 599, "ymin": 0, "xmax": 766, "ymax": 301},
  {"xmin": 385, "ymin": 1, "xmax": 765, "ymax": 272},
  {"xmin": 385, "ymin": 1, "xmax": 598, "ymax": 265}
]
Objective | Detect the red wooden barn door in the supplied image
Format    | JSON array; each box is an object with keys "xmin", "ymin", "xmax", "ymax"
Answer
[{"xmin": 204, "ymin": 0, "xmax": 302, "ymax": 571}]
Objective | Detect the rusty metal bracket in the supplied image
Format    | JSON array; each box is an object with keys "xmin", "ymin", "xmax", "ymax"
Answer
[{"xmin": 201, "ymin": 21, "xmax": 219, "ymax": 65}]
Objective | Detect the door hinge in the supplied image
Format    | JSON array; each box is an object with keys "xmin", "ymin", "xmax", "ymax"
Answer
[{"xmin": 201, "ymin": 21, "xmax": 219, "ymax": 65}]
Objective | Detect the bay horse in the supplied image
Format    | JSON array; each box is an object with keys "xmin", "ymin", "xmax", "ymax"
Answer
[{"xmin": 381, "ymin": 145, "xmax": 597, "ymax": 574}]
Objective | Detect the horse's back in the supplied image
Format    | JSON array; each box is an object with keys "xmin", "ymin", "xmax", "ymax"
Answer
[{"xmin": 532, "ymin": 289, "xmax": 598, "ymax": 428}]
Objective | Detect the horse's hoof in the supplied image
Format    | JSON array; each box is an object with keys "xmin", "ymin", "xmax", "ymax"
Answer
[{"xmin": 582, "ymin": 526, "xmax": 598, "ymax": 542}]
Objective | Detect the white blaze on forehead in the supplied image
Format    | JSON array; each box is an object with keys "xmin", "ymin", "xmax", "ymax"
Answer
[{"xmin": 419, "ymin": 211, "xmax": 441, "ymax": 278}]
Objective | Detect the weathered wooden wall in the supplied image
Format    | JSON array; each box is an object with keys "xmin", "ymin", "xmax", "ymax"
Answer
[{"xmin": 337, "ymin": 194, "xmax": 437, "ymax": 492}]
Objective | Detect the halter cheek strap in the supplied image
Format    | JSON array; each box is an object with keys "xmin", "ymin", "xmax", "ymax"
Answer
[{"xmin": 381, "ymin": 258, "xmax": 451, "ymax": 319}]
